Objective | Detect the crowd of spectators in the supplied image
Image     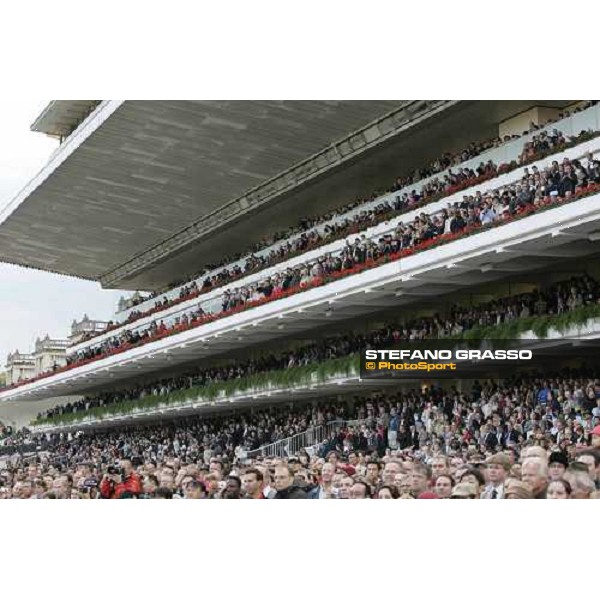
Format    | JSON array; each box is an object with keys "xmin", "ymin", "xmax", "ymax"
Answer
[
  {"xmin": 37, "ymin": 273, "xmax": 600, "ymax": 424},
  {"xmin": 87, "ymin": 121, "xmax": 596, "ymax": 346},
  {"xmin": 2, "ymin": 371, "xmax": 600, "ymax": 499},
  {"xmin": 56, "ymin": 144, "xmax": 600, "ymax": 376},
  {"xmin": 84, "ymin": 160, "xmax": 502, "ymax": 344}
]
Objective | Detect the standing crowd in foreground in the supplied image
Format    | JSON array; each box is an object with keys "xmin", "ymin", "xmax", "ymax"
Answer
[
  {"xmin": 2, "ymin": 373, "xmax": 600, "ymax": 499},
  {"xmin": 1, "ymin": 436, "xmax": 599, "ymax": 500}
]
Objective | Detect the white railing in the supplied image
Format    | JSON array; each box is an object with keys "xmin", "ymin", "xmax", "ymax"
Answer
[{"xmin": 114, "ymin": 103, "xmax": 600, "ymax": 321}]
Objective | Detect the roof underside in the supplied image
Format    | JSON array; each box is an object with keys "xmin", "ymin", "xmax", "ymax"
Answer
[
  {"xmin": 31, "ymin": 100, "xmax": 100, "ymax": 138},
  {"xmin": 0, "ymin": 100, "xmax": 402, "ymax": 284},
  {"xmin": 0, "ymin": 100, "xmax": 572, "ymax": 291}
]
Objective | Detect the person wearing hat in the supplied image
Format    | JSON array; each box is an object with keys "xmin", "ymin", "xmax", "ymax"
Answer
[
  {"xmin": 337, "ymin": 463, "xmax": 356, "ymax": 478},
  {"xmin": 450, "ymin": 483, "xmax": 478, "ymax": 499},
  {"xmin": 504, "ymin": 478, "xmax": 534, "ymax": 500},
  {"xmin": 481, "ymin": 453, "xmax": 510, "ymax": 499},
  {"xmin": 548, "ymin": 451, "xmax": 569, "ymax": 481}
]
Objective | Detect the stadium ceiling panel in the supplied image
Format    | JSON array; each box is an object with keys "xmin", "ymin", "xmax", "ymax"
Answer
[{"xmin": 0, "ymin": 100, "xmax": 572, "ymax": 291}]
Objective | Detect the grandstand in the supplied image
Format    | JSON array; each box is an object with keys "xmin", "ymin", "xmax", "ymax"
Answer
[{"xmin": 1, "ymin": 100, "xmax": 600, "ymax": 500}]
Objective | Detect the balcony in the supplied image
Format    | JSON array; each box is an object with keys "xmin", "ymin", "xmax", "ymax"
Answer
[{"xmin": 29, "ymin": 314, "xmax": 600, "ymax": 433}]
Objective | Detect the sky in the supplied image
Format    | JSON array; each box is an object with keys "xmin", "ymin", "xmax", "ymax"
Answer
[{"xmin": 0, "ymin": 100, "xmax": 128, "ymax": 364}]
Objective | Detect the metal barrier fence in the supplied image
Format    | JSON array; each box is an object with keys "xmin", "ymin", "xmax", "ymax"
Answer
[
  {"xmin": 246, "ymin": 424, "xmax": 327, "ymax": 459},
  {"xmin": 246, "ymin": 418, "xmax": 370, "ymax": 459}
]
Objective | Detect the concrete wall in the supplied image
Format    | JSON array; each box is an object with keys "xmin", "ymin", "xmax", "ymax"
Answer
[{"xmin": 499, "ymin": 106, "xmax": 562, "ymax": 139}]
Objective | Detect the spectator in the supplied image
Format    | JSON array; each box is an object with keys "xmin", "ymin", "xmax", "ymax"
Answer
[
  {"xmin": 504, "ymin": 479, "xmax": 534, "ymax": 499},
  {"xmin": 574, "ymin": 449, "xmax": 600, "ymax": 490},
  {"xmin": 382, "ymin": 461, "xmax": 402, "ymax": 486},
  {"xmin": 377, "ymin": 485, "xmax": 399, "ymax": 499},
  {"xmin": 434, "ymin": 474, "xmax": 454, "ymax": 499},
  {"xmin": 337, "ymin": 475, "xmax": 355, "ymax": 499},
  {"xmin": 4, "ymin": 367, "xmax": 600, "ymax": 501},
  {"xmin": 481, "ymin": 453, "xmax": 511, "ymax": 499},
  {"xmin": 545, "ymin": 479, "xmax": 572, "ymax": 499},
  {"xmin": 155, "ymin": 487, "xmax": 173, "ymax": 499},
  {"xmin": 222, "ymin": 476, "xmax": 242, "ymax": 499},
  {"xmin": 365, "ymin": 460, "xmax": 381, "ymax": 489},
  {"xmin": 521, "ymin": 458, "xmax": 549, "ymax": 499},
  {"xmin": 450, "ymin": 483, "xmax": 477, "ymax": 499},
  {"xmin": 590, "ymin": 425, "xmax": 600, "ymax": 449},
  {"xmin": 100, "ymin": 459, "xmax": 142, "ymax": 499},
  {"xmin": 548, "ymin": 452, "xmax": 569, "ymax": 481},
  {"xmin": 430, "ymin": 455, "xmax": 450, "ymax": 480},
  {"xmin": 241, "ymin": 468, "xmax": 265, "ymax": 499},
  {"xmin": 308, "ymin": 462, "xmax": 335, "ymax": 499},
  {"xmin": 409, "ymin": 464, "xmax": 431, "ymax": 497},
  {"xmin": 564, "ymin": 466, "xmax": 595, "ymax": 499},
  {"xmin": 349, "ymin": 480, "xmax": 371, "ymax": 499},
  {"xmin": 273, "ymin": 465, "xmax": 308, "ymax": 499},
  {"xmin": 17, "ymin": 129, "xmax": 597, "ymax": 388},
  {"xmin": 184, "ymin": 480, "xmax": 207, "ymax": 499}
]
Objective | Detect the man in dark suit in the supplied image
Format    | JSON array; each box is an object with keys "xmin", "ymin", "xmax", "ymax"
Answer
[
  {"xmin": 484, "ymin": 427, "xmax": 499, "ymax": 451},
  {"xmin": 273, "ymin": 465, "xmax": 307, "ymax": 499},
  {"xmin": 502, "ymin": 424, "xmax": 519, "ymax": 447}
]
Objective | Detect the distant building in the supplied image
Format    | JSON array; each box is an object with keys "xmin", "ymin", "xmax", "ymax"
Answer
[
  {"xmin": 4, "ymin": 334, "xmax": 69, "ymax": 385},
  {"xmin": 69, "ymin": 314, "xmax": 110, "ymax": 345},
  {"xmin": 5, "ymin": 351, "xmax": 36, "ymax": 386},
  {"xmin": 33, "ymin": 335, "xmax": 69, "ymax": 376}
]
